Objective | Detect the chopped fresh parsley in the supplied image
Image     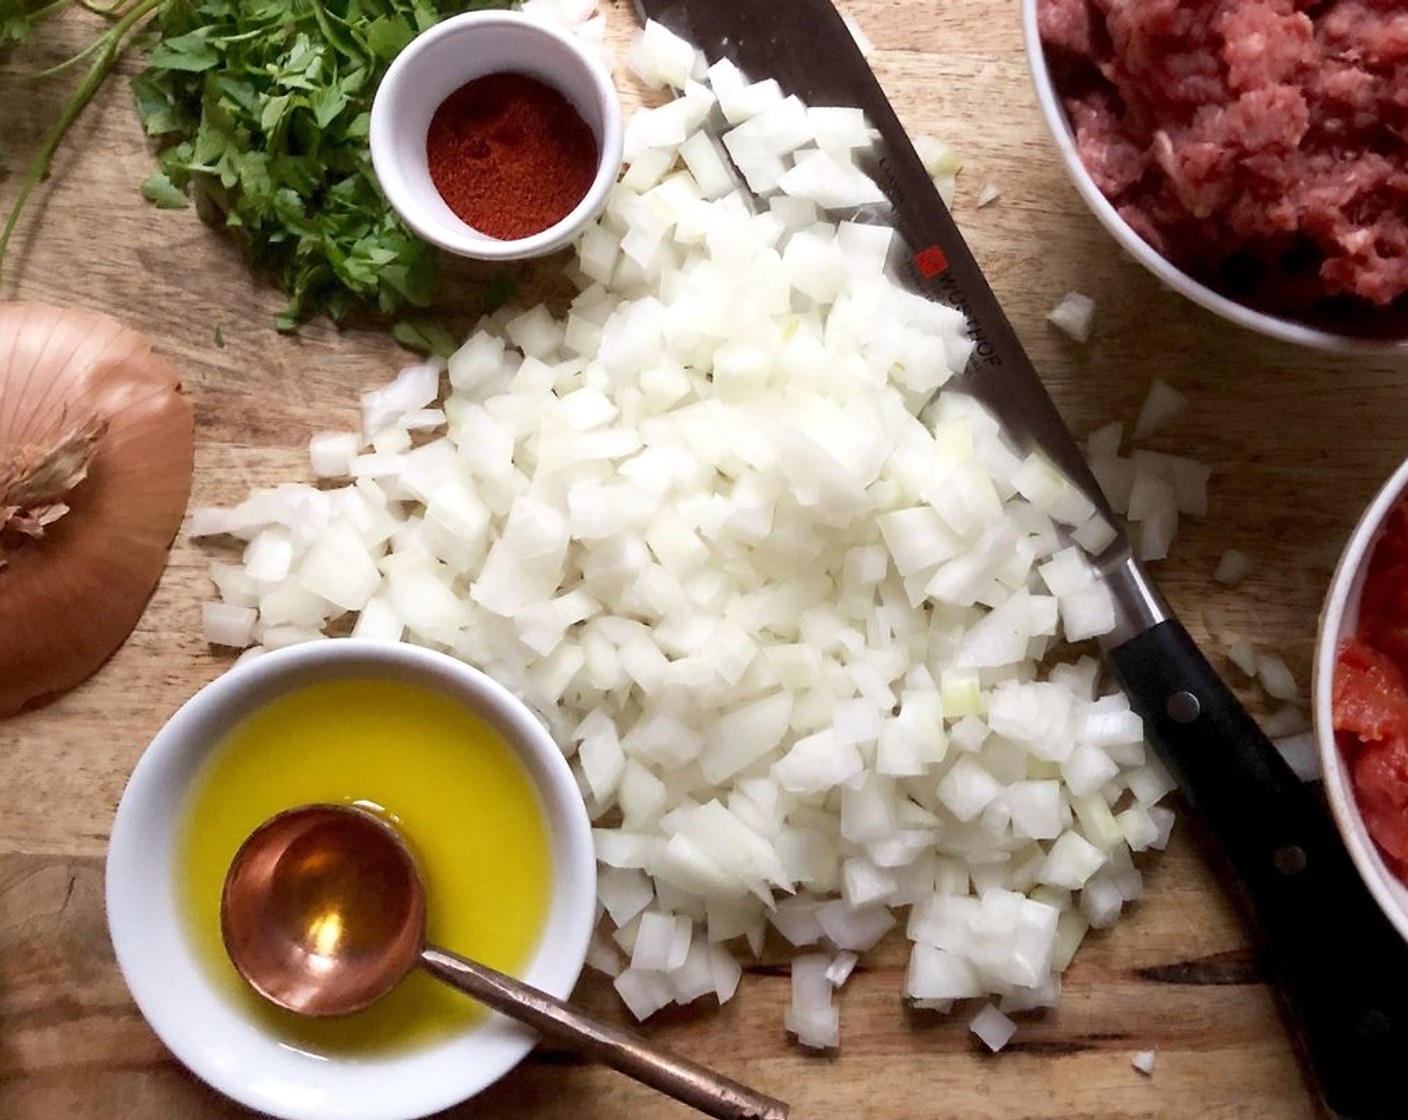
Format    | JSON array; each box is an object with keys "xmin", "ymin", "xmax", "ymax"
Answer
[
  {"xmin": 133, "ymin": 0, "xmax": 515, "ymax": 329},
  {"xmin": 1, "ymin": 0, "xmax": 514, "ymax": 335}
]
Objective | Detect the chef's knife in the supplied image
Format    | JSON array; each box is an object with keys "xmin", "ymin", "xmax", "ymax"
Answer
[{"xmin": 633, "ymin": 0, "xmax": 1408, "ymax": 1115}]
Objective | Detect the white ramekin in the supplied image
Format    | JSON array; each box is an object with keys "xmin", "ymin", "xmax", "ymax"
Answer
[{"xmin": 370, "ymin": 12, "xmax": 623, "ymax": 261}]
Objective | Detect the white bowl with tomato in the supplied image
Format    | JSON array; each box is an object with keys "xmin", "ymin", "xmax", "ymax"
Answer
[{"xmin": 1315, "ymin": 456, "xmax": 1408, "ymax": 945}]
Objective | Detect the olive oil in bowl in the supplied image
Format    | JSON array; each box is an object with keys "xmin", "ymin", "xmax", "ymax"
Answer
[{"xmin": 176, "ymin": 676, "xmax": 552, "ymax": 1056}]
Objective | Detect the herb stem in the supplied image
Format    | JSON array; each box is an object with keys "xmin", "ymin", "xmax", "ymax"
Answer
[
  {"xmin": 77, "ymin": 0, "xmax": 139, "ymax": 19},
  {"xmin": 0, "ymin": 0, "xmax": 165, "ymax": 280},
  {"xmin": 8, "ymin": 28, "xmax": 109, "ymax": 81}
]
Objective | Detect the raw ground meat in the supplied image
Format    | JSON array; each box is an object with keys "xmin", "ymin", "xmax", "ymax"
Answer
[
  {"xmin": 1334, "ymin": 501, "xmax": 1408, "ymax": 873},
  {"xmin": 1039, "ymin": 0, "xmax": 1408, "ymax": 328}
]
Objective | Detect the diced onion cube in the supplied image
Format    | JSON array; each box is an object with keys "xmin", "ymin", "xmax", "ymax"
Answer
[
  {"xmin": 969, "ymin": 1004, "xmax": 1017, "ymax": 1052},
  {"xmin": 1047, "ymin": 292, "xmax": 1095, "ymax": 342}
]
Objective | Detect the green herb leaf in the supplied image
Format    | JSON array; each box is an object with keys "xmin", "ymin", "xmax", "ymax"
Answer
[
  {"xmin": 133, "ymin": 70, "xmax": 188, "ymax": 137},
  {"xmin": 364, "ymin": 14, "xmax": 413, "ymax": 62},
  {"xmin": 145, "ymin": 28, "xmax": 221, "ymax": 73},
  {"xmin": 310, "ymin": 81, "xmax": 350, "ymax": 129},
  {"xmin": 140, "ymin": 171, "xmax": 189, "ymax": 209},
  {"xmin": 393, "ymin": 317, "xmax": 458, "ymax": 357}
]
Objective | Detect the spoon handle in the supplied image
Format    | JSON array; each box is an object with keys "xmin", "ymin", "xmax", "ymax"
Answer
[{"xmin": 420, "ymin": 946, "xmax": 789, "ymax": 1120}]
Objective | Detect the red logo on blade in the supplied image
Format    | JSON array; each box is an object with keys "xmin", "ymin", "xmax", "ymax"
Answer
[{"xmin": 914, "ymin": 245, "xmax": 948, "ymax": 278}]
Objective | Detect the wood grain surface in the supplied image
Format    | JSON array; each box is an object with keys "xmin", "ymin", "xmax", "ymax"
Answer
[{"xmin": 1, "ymin": 2, "xmax": 1400, "ymax": 1118}]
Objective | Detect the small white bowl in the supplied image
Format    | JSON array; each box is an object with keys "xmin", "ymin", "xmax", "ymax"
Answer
[
  {"xmin": 1020, "ymin": 0, "xmax": 1408, "ymax": 356},
  {"xmin": 370, "ymin": 12, "xmax": 623, "ymax": 261},
  {"xmin": 1314, "ymin": 457, "xmax": 1408, "ymax": 946},
  {"xmin": 106, "ymin": 640, "xmax": 597, "ymax": 1120}
]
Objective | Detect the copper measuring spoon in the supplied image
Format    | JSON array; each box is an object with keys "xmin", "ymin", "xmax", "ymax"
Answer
[{"xmin": 220, "ymin": 803, "xmax": 788, "ymax": 1120}]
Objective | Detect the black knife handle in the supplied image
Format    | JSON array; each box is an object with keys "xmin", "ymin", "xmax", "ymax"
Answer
[{"xmin": 1108, "ymin": 619, "xmax": 1406, "ymax": 1120}]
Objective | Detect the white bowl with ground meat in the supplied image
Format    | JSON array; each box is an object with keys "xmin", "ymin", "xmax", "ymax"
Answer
[{"xmin": 1023, "ymin": 0, "xmax": 1408, "ymax": 355}]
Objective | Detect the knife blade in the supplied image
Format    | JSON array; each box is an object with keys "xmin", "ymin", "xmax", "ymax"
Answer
[{"xmin": 634, "ymin": 0, "xmax": 1408, "ymax": 1115}]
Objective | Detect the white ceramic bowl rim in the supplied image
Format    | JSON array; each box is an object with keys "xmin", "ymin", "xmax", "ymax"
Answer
[
  {"xmin": 1314, "ymin": 458, "xmax": 1408, "ymax": 946},
  {"xmin": 369, "ymin": 11, "xmax": 623, "ymax": 262},
  {"xmin": 1020, "ymin": 0, "xmax": 1408, "ymax": 356},
  {"xmin": 106, "ymin": 639, "xmax": 597, "ymax": 1120}
]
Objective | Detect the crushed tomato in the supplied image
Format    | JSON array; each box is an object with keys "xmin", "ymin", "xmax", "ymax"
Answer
[{"xmin": 1334, "ymin": 500, "xmax": 1408, "ymax": 869}]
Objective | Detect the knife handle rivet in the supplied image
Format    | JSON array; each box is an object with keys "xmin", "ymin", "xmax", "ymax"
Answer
[
  {"xmin": 1274, "ymin": 845, "xmax": 1307, "ymax": 876},
  {"xmin": 1166, "ymin": 691, "xmax": 1200, "ymax": 724}
]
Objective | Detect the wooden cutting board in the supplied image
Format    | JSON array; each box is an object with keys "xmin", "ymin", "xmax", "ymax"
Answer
[{"xmin": 1, "ymin": 2, "xmax": 1398, "ymax": 1117}]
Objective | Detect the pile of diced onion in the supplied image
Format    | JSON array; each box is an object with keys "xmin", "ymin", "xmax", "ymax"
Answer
[{"xmin": 192, "ymin": 20, "xmax": 1179, "ymax": 1051}]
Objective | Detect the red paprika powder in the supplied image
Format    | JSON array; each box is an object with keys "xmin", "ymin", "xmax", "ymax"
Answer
[{"xmin": 426, "ymin": 72, "xmax": 599, "ymax": 241}]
